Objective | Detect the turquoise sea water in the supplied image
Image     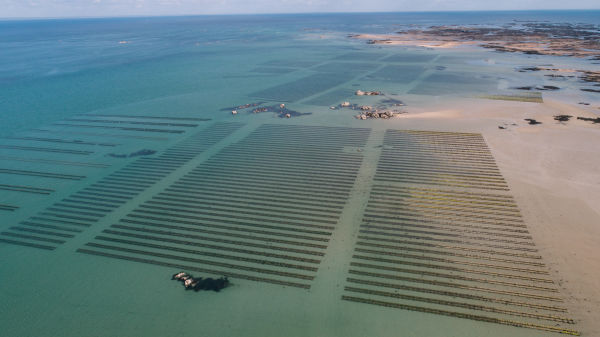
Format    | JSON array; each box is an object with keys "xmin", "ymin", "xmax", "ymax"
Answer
[
  {"xmin": 0, "ymin": 11, "xmax": 598, "ymax": 337},
  {"xmin": 1, "ymin": 11, "xmax": 599, "ymax": 136}
]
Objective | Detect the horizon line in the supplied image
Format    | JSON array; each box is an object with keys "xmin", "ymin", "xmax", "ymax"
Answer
[{"xmin": 1, "ymin": 8, "xmax": 600, "ymax": 21}]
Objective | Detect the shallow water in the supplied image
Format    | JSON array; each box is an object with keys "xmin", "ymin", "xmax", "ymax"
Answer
[{"xmin": 1, "ymin": 11, "xmax": 598, "ymax": 337}]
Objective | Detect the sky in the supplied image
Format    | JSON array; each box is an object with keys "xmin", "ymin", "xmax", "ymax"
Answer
[{"xmin": 1, "ymin": 0, "xmax": 599, "ymax": 18}]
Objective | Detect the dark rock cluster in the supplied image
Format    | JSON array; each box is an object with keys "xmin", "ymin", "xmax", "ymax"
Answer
[
  {"xmin": 337, "ymin": 96, "xmax": 406, "ymax": 120},
  {"xmin": 554, "ymin": 115, "xmax": 572, "ymax": 122},
  {"xmin": 223, "ymin": 102, "xmax": 311, "ymax": 118},
  {"xmin": 355, "ymin": 90, "xmax": 381, "ymax": 96},
  {"xmin": 220, "ymin": 102, "xmax": 265, "ymax": 111},
  {"xmin": 252, "ymin": 104, "xmax": 310, "ymax": 118},
  {"xmin": 514, "ymin": 85, "xmax": 560, "ymax": 91},
  {"xmin": 416, "ymin": 23, "xmax": 600, "ymax": 58},
  {"xmin": 172, "ymin": 272, "xmax": 229, "ymax": 292},
  {"xmin": 524, "ymin": 118, "xmax": 542, "ymax": 125},
  {"xmin": 355, "ymin": 110, "xmax": 401, "ymax": 120},
  {"xmin": 577, "ymin": 116, "xmax": 600, "ymax": 124}
]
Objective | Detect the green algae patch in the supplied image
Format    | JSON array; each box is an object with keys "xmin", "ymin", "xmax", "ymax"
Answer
[{"xmin": 478, "ymin": 92, "xmax": 543, "ymax": 103}]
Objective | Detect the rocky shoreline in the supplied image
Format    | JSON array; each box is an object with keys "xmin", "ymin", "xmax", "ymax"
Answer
[
  {"xmin": 330, "ymin": 91, "xmax": 407, "ymax": 120},
  {"xmin": 352, "ymin": 22, "xmax": 600, "ymax": 60},
  {"xmin": 517, "ymin": 66, "xmax": 600, "ymax": 91}
]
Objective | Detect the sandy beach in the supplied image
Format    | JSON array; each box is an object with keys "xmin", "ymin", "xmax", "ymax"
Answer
[
  {"xmin": 393, "ymin": 96, "xmax": 600, "ymax": 335},
  {"xmin": 350, "ymin": 33, "xmax": 475, "ymax": 49}
]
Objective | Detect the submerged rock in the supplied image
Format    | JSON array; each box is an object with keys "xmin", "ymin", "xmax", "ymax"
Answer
[
  {"xmin": 379, "ymin": 98, "xmax": 405, "ymax": 107},
  {"xmin": 194, "ymin": 277, "xmax": 230, "ymax": 292},
  {"xmin": 517, "ymin": 67, "xmax": 544, "ymax": 72},
  {"xmin": 220, "ymin": 102, "xmax": 265, "ymax": 111},
  {"xmin": 252, "ymin": 107, "xmax": 268, "ymax": 113},
  {"xmin": 249, "ymin": 104, "xmax": 311, "ymax": 118},
  {"xmin": 129, "ymin": 149, "xmax": 156, "ymax": 157},
  {"xmin": 580, "ymin": 71, "xmax": 600, "ymax": 84},
  {"xmin": 107, "ymin": 149, "xmax": 156, "ymax": 158},
  {"xmin": 545, "ymin": 74, "xmax": 572, "ymax": 79}
]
